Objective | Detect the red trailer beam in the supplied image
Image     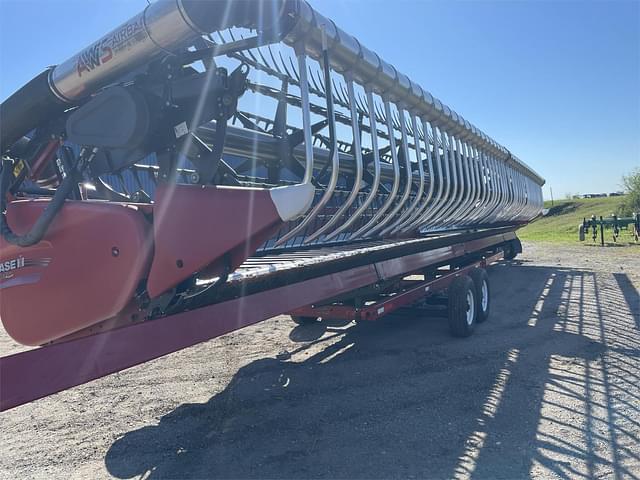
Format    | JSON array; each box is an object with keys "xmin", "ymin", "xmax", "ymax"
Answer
[
  {"xmin": 290, "ymin": 251, "xmax": 504, "ymax": 322},
  {"xmin": 358, "ymin": 251, "xmax": 504, "ymax": 321},
  {"xmin": 0, "ymin": 263, "xmax": 378, "ymax": 411}
]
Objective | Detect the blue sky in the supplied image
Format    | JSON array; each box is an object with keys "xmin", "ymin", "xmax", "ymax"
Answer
[{"xmin": 1, "ymin": 0, "xmax": 638, "ymax": 199}]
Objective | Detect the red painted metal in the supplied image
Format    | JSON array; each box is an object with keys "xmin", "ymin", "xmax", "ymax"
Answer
[
  {"xmin": 374, "ymin": 245, "xmax": 453, "ymax": 280},
  {"xmin": 29, "ymin": 139, "xmax": 60, "ymax": 180},
  {"xmin": 371, "ymin": 233, "xmax": 512, "ymax": 281},
  {"xmin": 0, "ymin": 263, "xmax": 378, "ymax": 411},
  {"xmin": 357, "ymin": 258, "xmax": 496, "ymax": 321},
  {"xmin": 0, "ymin": 232, "xmax": 510, "ymax": 411},
  {"xmin": 290, "ymin": 304, "xmax": 358, "ymax": 321},
  {"xmin": 290, "ymin": 250, "xmax": 506, "ymax": 322},
  {"xmin": 0, "ymin": 183, "xmax": 290, "ymax": 344},
  {"xmin": 147, "ymin": 183, "xmax": 285, "ymax": 298},
  {"xmin": 0, "ymin": 199, "xmax": 152, "ymax": 346}
]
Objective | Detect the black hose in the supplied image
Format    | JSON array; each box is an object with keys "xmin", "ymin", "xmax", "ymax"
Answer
[{"xmin": 0, "ymin": 152, "xmax": 86, "ymax": 247}]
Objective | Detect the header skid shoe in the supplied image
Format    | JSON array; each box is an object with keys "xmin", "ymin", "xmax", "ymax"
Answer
[{"xmin": 147, "ymin": 182, "xmax": 314, "ymax": 298}]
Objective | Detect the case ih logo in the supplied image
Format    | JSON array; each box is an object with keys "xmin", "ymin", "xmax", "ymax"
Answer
[
  {"xmin": 76, "ymin": 18, "xmax": 146, "ymax": 77},
  {"xmin": 0, "ymin": 256, "xmax": 51, "ymax": 279}
]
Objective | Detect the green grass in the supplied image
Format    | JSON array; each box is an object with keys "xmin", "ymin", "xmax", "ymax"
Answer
[{"xmin": 518, "ymin": 195, "xmax": 636, "ymax": 243}]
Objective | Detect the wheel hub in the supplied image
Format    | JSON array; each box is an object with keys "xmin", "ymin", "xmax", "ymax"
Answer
[
  {"xmin": 481, "ymin": 280, "xmax": 489, "ymax": 311},
  {"xmin": 466, "ymin": 290, "xmax": 475, "ymax": 326}
]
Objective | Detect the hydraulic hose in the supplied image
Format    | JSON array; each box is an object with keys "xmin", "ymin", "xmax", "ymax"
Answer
[{"xmin": 0, "ymin": 150, "xmax": 90, "ymax": 247}]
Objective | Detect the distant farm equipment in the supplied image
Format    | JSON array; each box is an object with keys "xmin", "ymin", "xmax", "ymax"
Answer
[
  {"xmin": 579, "ymin": 214, "xmax": 640, "ymax": 245},
  {"xmin": 572, "ymin": 192, "xmax": 624, "ymax": 199}
]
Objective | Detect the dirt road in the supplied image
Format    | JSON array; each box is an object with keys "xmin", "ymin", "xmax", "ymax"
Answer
[{"xmin": 1, "ymin": 242, "xmax": 639, "ymax": 479}]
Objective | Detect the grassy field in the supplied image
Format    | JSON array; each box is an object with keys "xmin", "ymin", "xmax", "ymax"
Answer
[{"xmin": 517, "ymin": 195, "xmax": 638, "ymax": 244}]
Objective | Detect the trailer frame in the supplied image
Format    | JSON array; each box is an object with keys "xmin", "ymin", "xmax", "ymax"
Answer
[
  {"xmin": 1, "ymin": 229, "xmax": 518, "ymax": 412},
  {"xmin": 289, "ymin": 250, "xmax": 503, "ymax": 323}
]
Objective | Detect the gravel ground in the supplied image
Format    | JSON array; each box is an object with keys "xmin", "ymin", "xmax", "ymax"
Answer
[{"xmin": 1, "ymin": 241, "xmax": 639, "ymax": 479}]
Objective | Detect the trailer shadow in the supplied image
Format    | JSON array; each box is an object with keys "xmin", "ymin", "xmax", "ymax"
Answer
[
  {"xmin": 613, "ymin": 272, "xmax": 640, "ymax": 330},
  {"xmin": 105, "ymin": 262, "xmax": 640, "ymax": 479}
]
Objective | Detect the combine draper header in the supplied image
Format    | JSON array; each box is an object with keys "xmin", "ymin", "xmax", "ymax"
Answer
[{"xmin": 1, "ymin": 0, "xmax": 543, "ymax": 356}]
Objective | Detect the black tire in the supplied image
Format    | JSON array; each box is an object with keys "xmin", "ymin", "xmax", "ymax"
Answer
[
  {"xmin": 447, "ymin": 275, "xmax": 476, "ymax": 338},
  {"xmin": 291, "ymin": 315, "xmax": 318, "ymax": 325},
  {"xmin": 503, "ymin": 243, "xmax": 516, "ymax": 260},
  {"xmin": 503, "ymin": 238, "xmax": 522, "ymax": 260},
  {"xmin": 469, "ymin": 268, "xmax": 491, "ymax": 323}
]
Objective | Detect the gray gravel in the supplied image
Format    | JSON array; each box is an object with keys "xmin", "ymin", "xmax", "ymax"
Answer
[{"xmin": 1, "ymin": 241, "xmax": 639, "ymax": 479}]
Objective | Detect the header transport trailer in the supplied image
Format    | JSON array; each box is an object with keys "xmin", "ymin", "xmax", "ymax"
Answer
[{"xmin": 0, "ymin": 0, "xmax": 544, "ymax": 411}]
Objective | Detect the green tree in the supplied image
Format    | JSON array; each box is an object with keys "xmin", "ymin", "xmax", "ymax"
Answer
[{"xmin": 619, "ymin": 168, "xmax": 640, "ymax": 216}]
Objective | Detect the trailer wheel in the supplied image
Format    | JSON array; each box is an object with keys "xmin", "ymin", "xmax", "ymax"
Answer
[
  {"xmin": 469, "ymin": 268, "xmax": 490, "ymax": 323},
  {"xmin": 447, "ymin": 275, "xmax": 476, "ymax": 338},
  {"xmin": 503, "ymin": 243, "xmax": 516, "ymax": 260},
  {"xmin": 503, "ymin": 238, "xmax": 522, "ymax": 260},
  {"xmin": 291, "ymin": 315, "xmax": 318, "ymax": 325}
]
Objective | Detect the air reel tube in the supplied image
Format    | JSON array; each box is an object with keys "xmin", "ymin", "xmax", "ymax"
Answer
[{"xmin": 0, "ymin": 0, "xmax": 296, "ymax": 153}]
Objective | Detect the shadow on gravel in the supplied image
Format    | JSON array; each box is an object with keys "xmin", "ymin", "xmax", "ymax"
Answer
[
  {"xmin": 105, "ymin": 263, "xmax": 640, "ymax": 479},
  {"xmin": 613, "ymin": 273, "xmax": 640, "ymax": 329}
]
